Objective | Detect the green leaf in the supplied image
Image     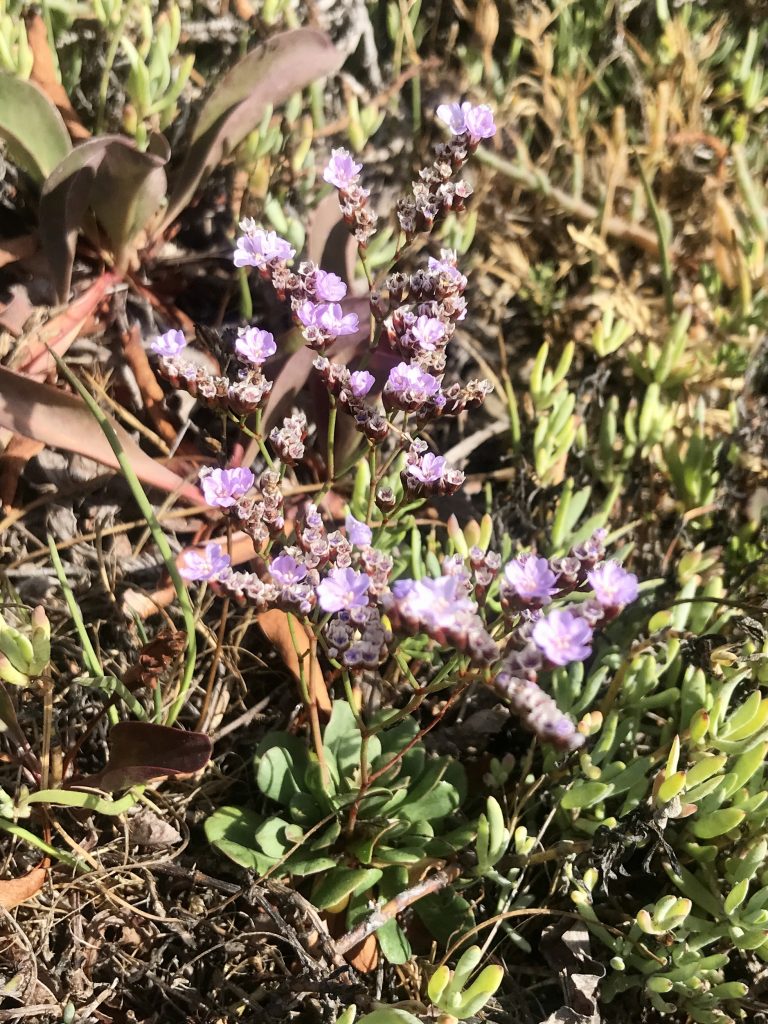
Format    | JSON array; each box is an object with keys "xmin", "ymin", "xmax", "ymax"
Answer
[
  {"xmin": 162, "ymin": 28, "xmax": 342, "ymax": 228},
  {"xmin": 323, "ymin": 700, "xmax": 363, "ymax": 784},
  {"xmin": 689, "ymin": 807, "xmax": 746, "ymax": 840},
  {"xmin": 252, "ymin": 815, "xmax": 295, "ymax": 859},
  {"xmin": 0, "ymin": 73, "xmax": 71, "ymax": 183},
  {"xmin": 561, "ymin": 781, "xmax": 613, "ymax": 810},
  {"xmin": 39, "ymin": 135, "xmax": 168, "ymax": 300},
  {"xmin": 416, "ymin": 888, "xmax": 474, "ymax": 945},
  {"xmin": 312, "ymin": 867, "xmax": 382, "ymax": 910},
  {"xmin": 204, "ymin": 806, "xmax": 276, "ymax": 872},
  {"xmin": 255, "ymin": 732, "xmax": 309, "ymax": 805},
  {"xmin": 376, "ymin": 866, "xmax": 411, "ymax": 964}
]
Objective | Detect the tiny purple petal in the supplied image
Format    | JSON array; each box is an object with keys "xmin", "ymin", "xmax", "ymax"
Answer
[
  {"xmin": 317, "ymin": 567, "xmax": 370, "ymax": 613},
  {"xmin": 464, "ymin": 104, "xmax": 496, "ymax": 141},
  {"xmin": 270, "ymin": 553, "xmax": 308, "ymax": 585},
  {"xmin": 348, "ymin": 370, "xmax": 374, "ymax": 398},
  {"xmin": 504, "ymin": 554, "xmax": 558, "ymax": 604},
  {"xmin": 200, "ymin": 466, "xmax": 255, "ymax": 508},
  {"xmin": 316, "ymin": 303, "xmax": 360, "ymax": 337},
  {"xmin": 532, "ymin": 609, "xmax": 593, "ymax": 667},
  {"xmin": 233, "ymin": 228, "xmax": 295, "ymax": 268},
  {"xmin": 409, "ymin": 452, "xmax": 447, "ymax": 484},
  {"xmin": 387, "ymin": 362, "xmax": 441, "ymax": 399},
  {"xmin": 297, "ymin": 300, "xmax": 319, "ymax": 328},
  {"xmin": 587, "ymin": 562, "xmax": 639, "ymax": 609},
  {"xmin": 315, "ymin": 270, "xmax": 348, "ymax": 302},
  {"xmin": 152, "ymin": 329, "xmax": 187, "ymax": 357},
  {"xmin": 436, "ymin": 102, "xmax": 467, "ymax": 134},
  {"xmin": 323, "ymin": 148, "xmax": 363, "ymax": 190},
  {"xmin": 410, "ymin": 316, "xmax": 446, "ymax": 352},
  {"xmin": 180, "ymin": 542, "xmax": 231, "ymax": 582},
  {"xmin": 345, "ymin": 514, "xmax": 372, "ymax": 547},
  {"xmin": 235, "ymin": 327, "xmax": 277, "ymax": 365}
]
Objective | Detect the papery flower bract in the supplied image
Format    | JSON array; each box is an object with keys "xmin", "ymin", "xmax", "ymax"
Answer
[
  {"xmin": 532, "ymin": 609, "xmax": 593, "ymax": 666},
  {"xmin": 270, "ymin": 553, "xmax": 308, "ymax": 585},
  {"xmin": 234, "ymin": 228, "xmax": 295, "ymax": 268},
  {"xmin": 427, "ymin": 249, "xmax": 467, "ymax": 288},
  {"xmin": 345, "ymin": 514, "xmax": 372, "ymax": 547},
  {"xmin": 200, "ymin": 466, "xmax": 255, "ymax": 508},
  {"xmin": 410, "ymin": 315, "xmax": 447, "ymax": 352},
  {"xmin": 316, "ymin": 302, "xmax": 360, "ymax": 337},
  {"xmin": 407, "ymin": 452, "xmax": 447, "ymax": 484},
  {"xmin": 588, "ymin": 561, "xmax": 639, "ymax": 609},
  {"xmin": 323, "ymin": 148, "xmax": 362, "ymax": 190},
  {"xmin": 348, "ymin": 370, "xmax": 374, "ymax": 398},
  {"xmin": 317, "ymin": 567, "xmax": 370, "ymax": 613},
  {"xmin": 504, "ymin": 554, "xmax": 558, "ymax": 605},
  {"xmin": 386, "ymin": 362, "xmax": 441, "ymax": 402},
  {"xmin": 392, "ymin": 575, "xmax": 475, "ymax": 630},
  {"xmin": 179, "ymin": 542, "xmax": 231, "ymax": 582},
  {"xmin": 314, "ymin": 270, "xmax": 348, "ymax": 302},
  {"xmin": 436, "ymin": 102, "xmax": 468, "ymax": 134},
  {"xmin": 152, "ymin": 329, "xmax": 187, "ymax": 357},
  {"xmin": 437, "ymin": 101, "xmax": 496, "ymax": 142},
  {"xmin": 464, "ymin": 104, "xmax": 496, "ymax": 141},
  {"xmin": 235, "ymin": 327, "xmax": 277, "ymax": 365}
]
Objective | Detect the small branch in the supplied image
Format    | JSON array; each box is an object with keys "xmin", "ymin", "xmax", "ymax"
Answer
[{"xmin": 336, "ymin": 864, "xmax": 461, "ymax": 955}]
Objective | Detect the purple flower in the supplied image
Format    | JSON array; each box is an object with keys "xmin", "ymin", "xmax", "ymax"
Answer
[
  {"xmin": 316, "ymin": 302, "xmax": 360, "ymax": 337},
  {"xmin": 436, "ymin": 101, "xmax": 496, "ymax": 142},
  {"xmin": 532, "ymin": 610, "xmax": 593, "ymax": 667},
  {"xmin": 200, "ymin": 466, "xmax": 255, "ymax": 508},
  {"xmin": 298, "ymin": 301, "xmax": 360, "ymax": 339},
  {"xmin": 270, "ymin": 553, "xmax": 308, "ymax": 585},
  {"xmin": 410, "ymin": 316, "xmax": 447, "ymax": 352},
  {"xmin": 345, "ymin": 514, "xmax": 372, "ymax": 547},
  {"xmin": 588, "ymin": 562, "xmax": 639, "ymax": 610},
  {"xmin": 504, "ymin": 554, "xmax": 558, "ymax": 605},
  {"xmin": 386, "ymin": 362, "xmax": 441, "ymax": 404},
  {"xmin": 317, "ymin": 567, "xmax": 370, "ymax": 613},
  {"xmin": 464, "ymin": 104, "xmax": 496, "ymax": 141},
  {"xmin": 392, "ymin": 575, "xmax": 475, "ymax": 630},
  {"xmin": 235, "ymin": 327, "xmax": 277, "ymax": 365},
  {"xmin": 323, "ymin": 148, "xmax": 362, "ymax": 190},
  {"xmin": 348, "ymin": 370, "xmax": 374, "ymax": 398},
  {"xmin": 314, "ymin": 270, "xmax": 347, "ymax": 302},
  {"xmin": 152, "ymin": 329, "xmax": 186, "ymax": 357},
  {"xmin": 179, "ymin": 542, "xmax": 231, "ymax": 582},
  {"xmin": 407, "ymin": 452, "xmax": 447, "ymax": 484},
  {"xmin": 427, "ymin": 249, "xmax": 467, "ymax": 288},
  {"xmin": 234, "ymin": 228, "xmax": 295, "ymax": 268}
]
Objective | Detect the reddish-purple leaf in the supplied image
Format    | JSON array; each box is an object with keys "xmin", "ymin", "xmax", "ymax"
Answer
[
  {"xmin": 0, "ymin": 365, "xmax": 202, "ymax": 502},
  {"xmin": 40, "ymin": 136, "xmax": 169, "ymax": 301},
  {"xmin": 161, "ymin": 28, "xmax": 343, "ymax": 229},
  {"xmin": 81, "ymin": 722, "xmax": 212, "ymax": 792}
]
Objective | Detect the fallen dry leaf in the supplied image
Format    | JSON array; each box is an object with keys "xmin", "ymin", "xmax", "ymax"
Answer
[
  {"xmin": 26, "ymin": 14, "xmax": 90, "ymax": 141},
  {"xmin": 348, "ymin": 933, "xmax": 378, "ymax": 972},
  {"xmin": 121, "ymin": 323, "xmax": 178, "ymax": 444},
  {"xmin": 12, "ymin": 272, "xmax": 119, "ymax": 378},
  {"xmin": 0, "ymin": 364, "xmax": 202, "ymax": 502},
  {"xmin": 0, "ymin": 434, "xmax": 44, "ymax": 508},
  {"xmin": 0, "ymin": 863, "xmax": 47, "ymax": 910},
  {"xmin": 123, "ymin": 629, "xmax": 187, "ymax": 691},
  {"xmin": 257, "ymin": 608, "xmax": 331, "ymax": 713}
]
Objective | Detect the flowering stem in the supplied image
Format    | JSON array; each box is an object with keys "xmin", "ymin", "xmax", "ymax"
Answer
[
  {"xmin": 366, "ymin": 447, "xmax": 377, "ymax": 523},
  {"xmin": 326, "ymin": 397, "xmax": 337, "ymax": 485},
  {"xmin": 238, "ymin": 266, "xmax": 253, "ymax": 321},
  {"xmin": 50, "ymin": 357, "xmax": 196, "ymax": 726},
  {"xmin": 235, "ymin": 410, "xmax": 274, "ymax": 469}
]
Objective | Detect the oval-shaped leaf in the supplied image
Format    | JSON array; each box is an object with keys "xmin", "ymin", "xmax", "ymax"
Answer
[
  {"xmin": 205, "ymin": 805, "xmax": 276, "ymax": 872},
  {"xmin": 689, "ymin": 807, "xmax": 746, "ymax": 839},
  {"xmin": 162, "ymin": 28, "xmax": 343, "ymax": 229},
  {"xmin": 561, "ymin": 781, "xmax": 613, "ymax": 810},
  {"xmin": 255, "ymin": 732, "xmax": 308, "ymax": 805},
  {"xmin": 312, "ymin": 867, "xmax": 382, "ymax": 910},
  {"xmin": 0, "ymin": 73, "xmax": 71, "ymax": 182}
]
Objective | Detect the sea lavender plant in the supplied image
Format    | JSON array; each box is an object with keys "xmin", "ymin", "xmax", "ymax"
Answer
[{"xmin": 153, "ymin": 100, "xmax": 640, "ymax": 761}]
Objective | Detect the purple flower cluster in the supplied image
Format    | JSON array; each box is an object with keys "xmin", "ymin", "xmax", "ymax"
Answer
[
  {"xmin": 234, "ymin": 223, "xmax": 295, "ymax": 271},
  {"xmin": 235, "ymin": 327, "xmax": 276, "ymax": 366},
  {"xmin": 401, "ymin": 440, "xmax": 465, "ymax": 498},
  {"xmin": 323, "ymin": 148, "xmax": 377, "ymax": 246},
  {"xmin": 180, "ymin": 542, "xmax": 231, "ymax": 582},
  {"xmin": 313, "ymin": 357, "xmax": 388, "ymax": 444},
  {"xmin": 198, "ymin": 466, "xmax": 284, "ymax": 546},
  {"xmin": 152, "ymin": 329, "xmax": 187, "ymax": 357},
  {"xmin": 296, "ymin": 300, "xmax": 360, "ymax": 350},
  {"xmin": 436, "ymin": 101, "xmax": 497, "ymax": 144}
]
